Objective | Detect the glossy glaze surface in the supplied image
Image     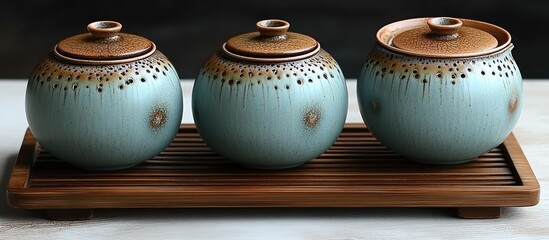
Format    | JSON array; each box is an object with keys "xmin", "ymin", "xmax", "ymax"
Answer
[
  {"xmin": 358, "ymin": 45, "xmax": 522, "ymax": 164},
  {"xmin": 192, "ymin": 50, "xmax": 348, "ymax": 169},
  {"xmin": 26, "ymin": 51, "xmax": 183, "ymax": 170}
]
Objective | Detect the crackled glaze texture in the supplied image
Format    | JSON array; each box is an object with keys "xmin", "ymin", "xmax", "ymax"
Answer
[
  {"xmin": 192, "ymin": 49, "xmax": 348, "ymax": 169},
  {"xmin": 26, "ymin": 51, "xmax": 183, "ymax": 170},
  {"xmin": 358, "ymin": 45, "xmax": 522, "ymax": 164}
]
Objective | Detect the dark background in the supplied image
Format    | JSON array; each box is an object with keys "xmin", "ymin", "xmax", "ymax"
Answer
[{"xmin": 1, "ymin": 0, "xmax": 548, "ymax": 80}]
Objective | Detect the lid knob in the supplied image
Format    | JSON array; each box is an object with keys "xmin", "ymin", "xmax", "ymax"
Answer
[
  {"xmin": 256, "ymin": 19, "xmax": 290, "ymax": 37},
  {"xmin": 87, "ymin": 21, "xmax": 122, "ymax": 39},
  {"xmin": 427, "ymin": 17, "xmax": 462, "ymax": 37}
]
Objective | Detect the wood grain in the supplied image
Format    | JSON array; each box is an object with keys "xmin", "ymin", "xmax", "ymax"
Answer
[{"xmin": 6, "ymin": 123, "xmax": 540, "ymax": 220}]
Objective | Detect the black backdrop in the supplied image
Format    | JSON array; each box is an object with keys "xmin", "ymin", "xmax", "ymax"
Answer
[{"xmin": 1, "ymin": 0, "xmax": 548, "ymax": 79}]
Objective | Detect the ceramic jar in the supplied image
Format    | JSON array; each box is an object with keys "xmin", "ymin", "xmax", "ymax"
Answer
[
  {"xmin": 192, "ymin": 19, "xmax": 348, "ymax": 169},
  {"xmin": 357, "ymin": 17, "xmax": 522, "ymax": 164},
  {"xmin": 26, "ymin": 21, "xmax": 183, "ymax": 170}
]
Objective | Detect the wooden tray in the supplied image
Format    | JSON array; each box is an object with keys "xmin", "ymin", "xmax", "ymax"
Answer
[{"xmin": 7, "ymin": 123, "xmax": 540, "ymax": 220}]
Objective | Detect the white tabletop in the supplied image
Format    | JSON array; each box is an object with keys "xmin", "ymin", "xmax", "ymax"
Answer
[{"xmin": 1, "ymin": 79, "xmax": 547, "ymax": 239}]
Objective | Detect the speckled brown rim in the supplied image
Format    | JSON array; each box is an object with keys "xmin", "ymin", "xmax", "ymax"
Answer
[
  {"xmin": 53, "ymin": 42, "xmax": 156, "ymax": 65},
  {"xmin": 377, "ymin": 17, "xmax": 512, "ymax": 58},
  {"xmin": 221, "ymin": 42, "xmax": 321, "ymax": 63}
]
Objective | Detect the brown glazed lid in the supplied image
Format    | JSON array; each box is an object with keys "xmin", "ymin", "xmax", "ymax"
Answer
[
  {"xmin": 378, "ymin": 17, "xmax": 512, "ymax": 58},
  {"xmin": 54, "ymin": 21, "xmax": 156, "ymax": 65},
  {"xmin": 223, "ymin": 19, "xmax": 321, "ymax": 62}
]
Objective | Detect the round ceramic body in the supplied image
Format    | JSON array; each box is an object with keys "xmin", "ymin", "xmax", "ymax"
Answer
[
  {"xmin": 192, "ymin": 49, "xmax": 348, "ymax": 169},
  {"xmin": 358, "ymin": 36, "xmax": 522, "ymax": 164},
  {"xmin": 26, "ymin": 47, "xmax": 183, "ymax": 170}
]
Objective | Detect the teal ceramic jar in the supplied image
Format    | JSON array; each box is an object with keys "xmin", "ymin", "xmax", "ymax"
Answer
[
  {"xmin": 26, "ymin": 21, "xmax": 183, "ymax": 170},
  {"xmin": 192, "ymin": 19, "xmax": 348, "ymax": 169},
  {"xmin": 358, "ymin": 17, "xmax": 522, "ymax": 164}
]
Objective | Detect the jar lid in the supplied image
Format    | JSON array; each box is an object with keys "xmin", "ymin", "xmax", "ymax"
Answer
[
  {"xmin": 378, "ymin": 17, "xmax": 511, "ymax": 58},
  {"xmin": 222, "ymin": 19, "xmax": 320, "ymax": 62},
  {"xmin": 54, "ymin": 21, "xmax": 156, "ymax": 65}
]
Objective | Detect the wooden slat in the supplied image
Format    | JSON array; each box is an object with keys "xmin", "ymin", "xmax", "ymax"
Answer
[{"xmin": 6, "ymin": 123, "xmax": 540, "ymax": 219}]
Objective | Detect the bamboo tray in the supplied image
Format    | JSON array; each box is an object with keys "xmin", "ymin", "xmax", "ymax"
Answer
[{"xmin": 7, "ymin": 123, "xmax": 540, "ymax": 220}]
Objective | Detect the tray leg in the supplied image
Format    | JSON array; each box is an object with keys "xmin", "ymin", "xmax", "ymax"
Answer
[
  {"xmin": 46, "ymin": 209, "xmax": 94, "ymax": 221},
  {"xmin": 456, "ymin": 207, "xmax": 501, "ymax": 219}
]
